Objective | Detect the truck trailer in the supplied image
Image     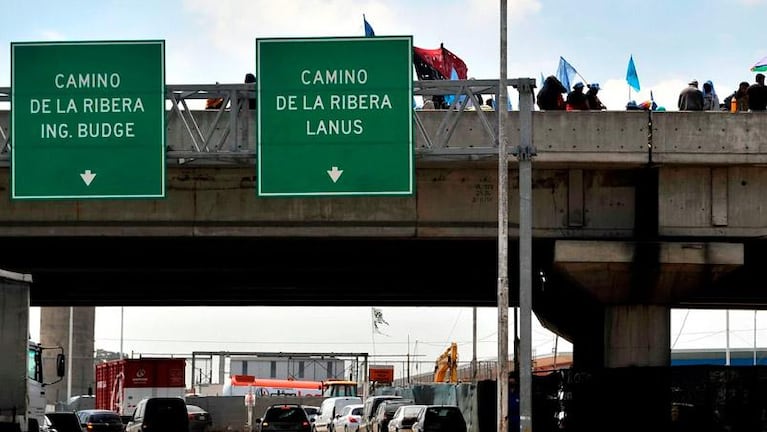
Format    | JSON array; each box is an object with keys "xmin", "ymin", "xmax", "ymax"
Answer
[
  {"xmin": 95, "ymin": 358, "xmax": 186, "ymax": 417},
  {"xmin": 0, "ymin": 270, "xmax": 64, "ymax": 432}
]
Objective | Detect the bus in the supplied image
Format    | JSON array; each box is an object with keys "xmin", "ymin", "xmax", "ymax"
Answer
[{"xmin": 222, "ymin": 375, "xmax": 358, "ymax": 397}]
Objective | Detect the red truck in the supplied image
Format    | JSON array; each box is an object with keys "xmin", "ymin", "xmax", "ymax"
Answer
[{"xmin": 95, "ymin": 358, "xmax": 186, "ymax": 416}]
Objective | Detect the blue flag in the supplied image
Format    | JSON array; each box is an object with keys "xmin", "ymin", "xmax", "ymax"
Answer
[
  {"xmin": 363, "ymin": 14, "xmax": 375, "ymax": 37},
  {"xmin": 444, "ymin": 67, "xmax": 459, "ymax": 107},
  {"xmin": 556, "ymin": 57, "xmax": 577, "ymax": 91},
  {"xmin": 626, "ymin": 55, "xmax": 640, "ymax": 92}
]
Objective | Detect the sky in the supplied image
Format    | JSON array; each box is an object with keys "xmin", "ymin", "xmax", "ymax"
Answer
[{"xmin": 7, "ymin": 0, "xmax": 767, "ymax": 378}]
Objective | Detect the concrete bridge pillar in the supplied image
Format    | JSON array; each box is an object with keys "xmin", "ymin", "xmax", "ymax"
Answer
[
  {"xmin": 548, "ymin": 240, "xmax": 743, "ymax": 368},
  {"xmin": 40, "ymin": 306, "xmax": 95, "ymax": 405},
  {"xmin": 604, "ymin": 305, "xmax": 670, "ymax": 367}
]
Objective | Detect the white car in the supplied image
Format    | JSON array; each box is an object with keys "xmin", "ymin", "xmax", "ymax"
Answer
[{"xmin": 332, "ymin": 404, "xmax": 364, "ymax": 432}]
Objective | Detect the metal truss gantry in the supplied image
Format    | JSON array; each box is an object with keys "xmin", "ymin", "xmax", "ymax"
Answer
[{"xmin": 0, "ymin": 79, "xmax": 534, "ymax": 167}]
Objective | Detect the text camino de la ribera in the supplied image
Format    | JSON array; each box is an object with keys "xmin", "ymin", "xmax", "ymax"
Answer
[
  {"xmin": 276, "ymin": 69, "xmax": 392, "ymax": 136},
  {"xmin": 29, "ymin": 73, "xmax": 144, "ymax": 139}
]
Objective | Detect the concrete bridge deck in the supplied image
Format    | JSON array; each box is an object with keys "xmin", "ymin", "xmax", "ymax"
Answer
[{"xmin": 0, "ymin": 81, "xmax": 764, "ymax": 378}]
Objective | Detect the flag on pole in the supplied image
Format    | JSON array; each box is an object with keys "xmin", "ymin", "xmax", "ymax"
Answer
[
  {"xmin": 372, "ymin": 307, "xmax": 389, "ymax": 335},
  {"xmin": 444, "ymin": 67, "xmax": 460, "ymax": 107},
  {"xmin": 626, "ymin": 55, "xmax": 640, "ymax": 92},
  {"xmin": 363, "ymin": 14, "xmax": 375, "ymax": 37},
  {"xmin": 556, "ymin": 57, "xmax": 577, "ymax": 91}
]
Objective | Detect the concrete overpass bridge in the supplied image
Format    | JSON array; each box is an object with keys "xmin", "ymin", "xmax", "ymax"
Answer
[{"xmin": 0, "ymin": 80, "xmax": 764, "ymax": 371}]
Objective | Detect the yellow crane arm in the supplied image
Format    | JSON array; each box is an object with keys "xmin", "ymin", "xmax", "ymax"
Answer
[{"xmin": 433, "ymin": 342, "xmax": 458, "ymax": 383}]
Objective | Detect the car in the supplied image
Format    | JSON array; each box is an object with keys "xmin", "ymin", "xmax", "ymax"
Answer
[
  {"xmin": 331, "ymin": 403, "xmax": 363, "ymax": 432},
  {"xmin": 43, "ymin": 412, "xmax": 84, "ymax": 432},
  {"xmin": 125, "ymin": 397, "xmax": 188, "ymax": 432},
  {"xmin": 387, "ymin": 405, "xmax": 426, "ymax": 432},
  {"xmin": 76, "ymin": 409, "xmax": 124, "ymax": 432},
  {"xmin": 314, "ymin": 397, "xmax": 363, "ymax": 432},
  {"xmin": 411, "ymin": 406, "xmax": 466, "ymax": 432},
  {"xmin": 257, "ymin": 404, "xmax": 312, "ymax": 432},
  {"xmin": 186, "ymin": 405, "xmax": 213, "ymax": 432},
  {"xmin": 371, "ymin": 400, "xmax": 413, "ymax": 432},
  {"xmin": 359, "ymin": 396, "xmax": 403, "ymax": 432}
]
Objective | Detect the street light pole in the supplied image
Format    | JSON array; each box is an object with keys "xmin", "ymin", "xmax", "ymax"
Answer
[
  {"xmin": 120, "ymin": 307, "xmax": 124, "ymax": 360},
  {"xmin": 67, "ymin": 306, "xmax": 73, "ymax": 401}
]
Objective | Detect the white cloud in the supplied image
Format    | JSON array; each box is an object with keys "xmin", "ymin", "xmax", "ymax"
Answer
[
  {"xmin": 179, "ymin": 0, "xmax": 542, "ymax": 82},
  {"xmin": 38, "ymin": 30, "xmax": 67, "ymax": 41},
  {"xmin": 598, "ymin": 78, "xmax": 689, "ymax": 112}
]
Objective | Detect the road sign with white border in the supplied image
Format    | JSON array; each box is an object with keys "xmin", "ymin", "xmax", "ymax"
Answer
[
  {"xmin": 256, "ymin": 36, "xmax": 413, "ymax": 197},
  {"xmin": 11, "ymin": 40, "xmax": 166, "ymax": 199}
]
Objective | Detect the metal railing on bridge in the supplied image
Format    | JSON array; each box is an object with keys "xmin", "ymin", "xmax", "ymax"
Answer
[{"xmin": 0, "ymin": 79, "xmax": 524, "ymax": 166}]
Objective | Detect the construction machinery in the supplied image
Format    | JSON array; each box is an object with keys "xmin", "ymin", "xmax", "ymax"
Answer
[{"xmin": 433, "ymin": 343, "xmax": 458, "ymax": 383}]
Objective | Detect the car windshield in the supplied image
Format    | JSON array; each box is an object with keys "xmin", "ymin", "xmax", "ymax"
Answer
[
  {"xmin": 265, "ymin": 407, "xmax": 306, "ymax": 423},
  {"xmin": 87, "ymin": 413, "xmax": 122, "ymax": 423},
  {"xmin": 424, "ymin": 407, "xmax": 463, "ymax": 426},
  {"xmin": 400, "ymin": 406, "xmax": 423, "ymax": 417},
  {"xmin": 46, "ymin": 413, "xmax": 82, "ymax": 432}
]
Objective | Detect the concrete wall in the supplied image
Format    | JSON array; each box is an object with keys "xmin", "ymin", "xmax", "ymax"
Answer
[
  {"xmin": 185, "ymin": 396, "xmax": 324, "ymax": 432},
  {"xmin": 186, "ymin": 384, "xmax": 478, "ymax": 432},
  {"xmin": 40, "ymin": 307, "xmax": 95, "ymax": 404}
]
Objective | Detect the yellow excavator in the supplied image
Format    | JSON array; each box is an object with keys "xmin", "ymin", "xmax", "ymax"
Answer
[{"xmin": 433, "ymin": 342, "xmax": 458, "ymax": 383}]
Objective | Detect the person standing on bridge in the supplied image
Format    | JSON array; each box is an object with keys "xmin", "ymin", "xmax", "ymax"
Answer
[
  {"xmin": 702, "ymin": 80, "xmax": 720, "ymax": 111},
  {"xmin": 565, "ymin": 82, "xmax": 590, "ymax": 111},
  {"xmin": 678, "ymin": 79, "xmax": 704, "ymax": 111},
  {"xmin": 586, "ymin": 83, "xmax": 606, "ymax": 110},
  {"xmin": 747, "ymin": 73, "xmax": 767, "ymax": 112},
  {"xmin": 245, "ymin": 73, "xmax": 256, "ymax": 110},
  {"xmin": 537, "ymin": 75, "xmax": 567, "ymax": 110},
  {"xmin": 723, "ymin": 81, "xmax": 750, "ymax": 112}
]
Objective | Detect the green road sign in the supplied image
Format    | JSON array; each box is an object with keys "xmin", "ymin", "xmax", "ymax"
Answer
[
  {"xmin": 11, "ymin": 40, "xmax": 165, "ymax": 199},
  {"xmin": 256, "ymin": 36, "xmax": 413, "ymax": 197}
]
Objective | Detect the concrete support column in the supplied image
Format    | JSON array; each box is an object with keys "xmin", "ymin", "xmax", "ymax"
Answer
[
  {"xmin": 40, "ymin": 307, "xmax": 95, "ymax": 405},
  {"xmin": 604, "ymin": 305, "xmax": 670, "ymax": 367}
]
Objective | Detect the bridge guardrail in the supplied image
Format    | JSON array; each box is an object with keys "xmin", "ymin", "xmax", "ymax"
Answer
[{"xmin": 1, "ymin": 81, "xmax": 766, "ymax": 166}]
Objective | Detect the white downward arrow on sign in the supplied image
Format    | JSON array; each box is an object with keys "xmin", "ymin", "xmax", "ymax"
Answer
[
  {"xmin": 327, "ymin": 166, "xmax": 343, "ymax": 183},
  {"xmin": 80, "ymin": 169, "xmax": 97, "ymax": 186}
]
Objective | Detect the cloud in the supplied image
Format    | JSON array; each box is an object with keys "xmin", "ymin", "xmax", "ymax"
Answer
[
  {"xmin": 39, "ymin": 30, "xmax": 67, "ymax": 41},
  {"xmin": 593, "ymin": 78, "xmax": 726, "ymax": 112},
  {"xmin": 738, "ymin": 0, "xmax": 766, "ymax": 5},
  {"xmin": 179, "ymin": 0, "xmax": 542, "ymax": 82}
]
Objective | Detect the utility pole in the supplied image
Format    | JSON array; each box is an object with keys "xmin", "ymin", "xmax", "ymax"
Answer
[
  {"xmin": 497, "ymin": 2, "xmax": 510, "ymax": 432},
  {"xmin": 515, "ymin": 77, "xmax": 536, "ymax": 432}
]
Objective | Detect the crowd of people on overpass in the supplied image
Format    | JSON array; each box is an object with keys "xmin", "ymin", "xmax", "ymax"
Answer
[
  {"xmin": 534, "ymin": 72, "xmax": 767, "ymax": 112},
  {"xmin": 678, "ymin": 73, "xmax": 767, "ymax": 111}
]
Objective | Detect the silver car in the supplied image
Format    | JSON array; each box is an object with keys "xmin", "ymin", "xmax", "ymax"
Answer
[{"xmin": 331, "ymin": 404, "xmax": 364, "ymax": 432}]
